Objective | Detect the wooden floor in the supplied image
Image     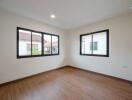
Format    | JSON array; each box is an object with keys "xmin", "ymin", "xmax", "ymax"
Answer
[{"xmin": 0, "ymin": 67, "xmax": 132, "ymax": 100}]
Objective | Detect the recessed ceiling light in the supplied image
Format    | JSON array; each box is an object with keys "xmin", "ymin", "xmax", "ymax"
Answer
[{"xmin": 50, "ymin": 14, "xmax": 56, "ymax": 19}]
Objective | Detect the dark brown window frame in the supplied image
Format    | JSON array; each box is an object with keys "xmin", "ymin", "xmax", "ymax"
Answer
[
  {"xmin": 80, "ymin": 29, "xmax": 109, "ymax": 57},
  {"xmin": 17, "ymin": 27, "xmax": 59, "ymax": 58}
]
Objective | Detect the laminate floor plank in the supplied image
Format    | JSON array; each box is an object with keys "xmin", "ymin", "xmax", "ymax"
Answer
[{"xmin": 0, "ymin": 67, "xmax": 132, "ymax": 100}]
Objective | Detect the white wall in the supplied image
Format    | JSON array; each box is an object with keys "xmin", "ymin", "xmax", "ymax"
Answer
[
  {"xmin": 0, "ymin": 8, "xmax": 66, "ymax": 84},
  {"xmin": 67, "ymin": 13, "xmax": 132, "ymax": 81}
]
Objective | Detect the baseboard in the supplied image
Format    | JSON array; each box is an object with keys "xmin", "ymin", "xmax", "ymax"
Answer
[
  {"xmin": 68, "ymin": 65, "xmax": 132, "ymax": 84},
  {"xmin": 0, "ymin": 66, "xmax": 67, "ymax": 87}
]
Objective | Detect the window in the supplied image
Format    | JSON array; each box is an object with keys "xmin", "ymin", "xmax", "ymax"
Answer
[
  {"xmin": 32, "ymin": 32, "xmax": 42, "ymax": 55},
  {"xmin": 17, "ymin": 27, "xmax": 59, "ymax": 58},
  {"xmin": 18, "ymin": 29, "xmax": 31, "ymax": 56},
  {"xmin": 43, "ymin": 34, "xmax": 52, "ymax": 55},
  {"xmin": 52, "ymin": 35, "xmax": 59, "ymax": 54},
  {"xmin": 80, "ymin": 29, "xmax": 109, "ymax": 57}
]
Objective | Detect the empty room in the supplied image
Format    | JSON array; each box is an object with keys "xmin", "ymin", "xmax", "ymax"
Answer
[{"xmin": 0, "ymin": 0, "xmax": 132, "ymax": 100}]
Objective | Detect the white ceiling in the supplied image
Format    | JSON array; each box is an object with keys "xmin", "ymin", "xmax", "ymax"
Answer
[{"xmin": 0, "ymin": 0, "xmax": 132, "ymax": 30}]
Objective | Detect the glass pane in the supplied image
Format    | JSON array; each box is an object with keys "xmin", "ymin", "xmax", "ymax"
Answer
[
  {"xmin": 93, "ymin": 32, "xmax": 107, "ymax": 55},
  {"xmin": 90, "ymin": 42, "xmax": 98, "ymax": 51},
  {"xmin": 32, "ymin": 32, "xmax": 42, "ymax": 55},
  {"xmin": 43, "ymin": 34, "xmax": 51, "ymax": 54},
  {"xmin": 81, "ymin": 35, "xmax": 92, "ymax": 54},
  {"xmin": 19, "ymin": 29, "xmax": 31, "ymax": 56},
  {"xmin": 52, "ymin": 36, "xmax": 59, "ymax": 54}
]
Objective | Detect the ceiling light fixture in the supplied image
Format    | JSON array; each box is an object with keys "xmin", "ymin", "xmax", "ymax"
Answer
[{"xmin": 50, "ymin": 14, "xmax": 56, "ymax": 19}]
